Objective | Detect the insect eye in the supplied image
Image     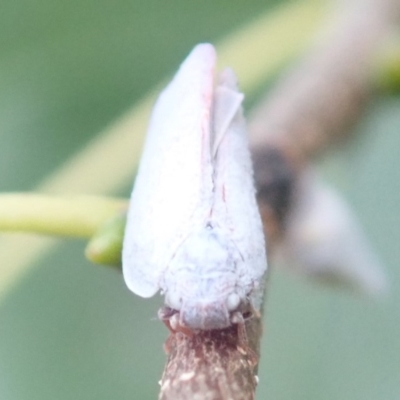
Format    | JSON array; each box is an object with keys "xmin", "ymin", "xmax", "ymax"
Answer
[
  {"xmin": 166, "ymin": 292, "xmax": 182, "ymax": 310},
  {"xmin": 226, "ymin": 293, "xmax": 241, "ymax": 311}
]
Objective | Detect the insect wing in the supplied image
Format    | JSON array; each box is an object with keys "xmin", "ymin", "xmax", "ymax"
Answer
[
  {"xmin": 123, "ymin": 44, "xmax": 216, "ymax": 297},
  {"xmin": 212, "ymin": 69, "xmax": 267, "ymax": 303}
]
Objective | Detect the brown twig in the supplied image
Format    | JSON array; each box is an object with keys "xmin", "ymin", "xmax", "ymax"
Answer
[
  {"xmin": 250, "ymin": 0, "xmax": 400, "ymax": 163},
  {"xmin": 158, "ymin": 1, "xmax": 399, "ymax": 399},
  {"xmin": 159, "ymin": 319, "xmax": 261, "ymax": 400}
]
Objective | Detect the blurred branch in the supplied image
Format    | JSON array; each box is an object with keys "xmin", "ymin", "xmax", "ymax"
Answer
[
  {"xmin": 251, "ymin": 0, "xmax": 400, "ymax": 247},
  {"xmin": 249, "ymin": 0, "xmax": 400, "ymax": 162},
  {"xmin": 159, "ymin": 1, "xmax": 400, "ymax": 399}
]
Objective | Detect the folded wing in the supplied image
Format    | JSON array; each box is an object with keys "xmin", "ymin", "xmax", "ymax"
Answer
[
  {"xmin": 123, "ymin": 44, "xmax": 216, "ymax": 297},
  {"xmin": 212, "ymin": 69, "xmax": 267, "ymax": 305}
]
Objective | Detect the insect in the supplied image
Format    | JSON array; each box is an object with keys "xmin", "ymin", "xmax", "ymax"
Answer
[{"xmin": 122, "ymin": 43, "xmax": 267, "ymax": 332}]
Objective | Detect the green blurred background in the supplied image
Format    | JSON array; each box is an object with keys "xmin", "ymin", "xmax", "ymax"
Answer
[{"xmin": 0, "ymin": 0, "xmax": 399, "ymax": 399}]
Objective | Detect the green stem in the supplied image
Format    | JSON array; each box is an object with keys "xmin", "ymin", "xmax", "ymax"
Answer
[{"xmin": 0, "ymin": 193, "xmax": 126, "ymax": 238}]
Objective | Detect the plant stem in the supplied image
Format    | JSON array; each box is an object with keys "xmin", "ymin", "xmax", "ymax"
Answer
[{"xmin": 0, "ymin": 194, "xmax": 126, "ymax": 238}]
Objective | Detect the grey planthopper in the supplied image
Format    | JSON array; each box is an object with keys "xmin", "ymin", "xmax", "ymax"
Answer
[{"xmin": 122, "ymin": 43, "xmax": 267, "ymax": 333}]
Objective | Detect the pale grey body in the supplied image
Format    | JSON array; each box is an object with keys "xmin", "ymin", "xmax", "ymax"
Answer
[
  {"xmin": 163, "ymin": 225, "xmax": 245, "ymax": 329},
  {"xmin": 122, "ymin": 44, "xmax": 267, "ymax": 330}
]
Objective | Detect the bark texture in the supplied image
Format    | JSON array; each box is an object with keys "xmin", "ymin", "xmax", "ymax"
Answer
[{"xmin": 159, "ymin": 319, "xmax": 261, "ymax": 400}]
